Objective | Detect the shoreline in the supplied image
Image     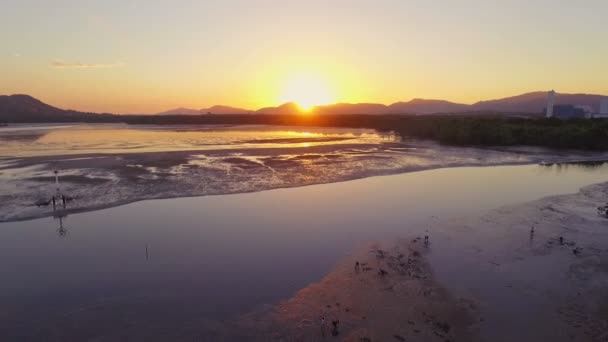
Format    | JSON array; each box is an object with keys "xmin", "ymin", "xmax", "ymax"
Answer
[
  {"xmin": 0, "ymin": 148, "xmax": 608, "ymax": 223},
  {"xmin": 0, "ymin": 159, "xmax": 603, "ymax": 224},
  {"xmin": 195, "ymin": 239, "xmax": 480, "ymax": 341},
  {"xmin": 223, "ymin": 181, "xmax": 608, "ymax": 341},
  {"xmin": 3, "ymin": 123, "xmax": 608, "ymax": 224},
  {"xmin": 1, "ymin": 151, "xmax": 607, "ymax": 340},
  {"xmin": 427, "ymin": 181, "xmax": 608, "ymax": 341}
]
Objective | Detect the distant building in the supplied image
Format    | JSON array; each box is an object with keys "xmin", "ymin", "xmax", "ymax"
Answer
[
  {"xmin": 574, "ymin": 105, "xmax": 594, "ymax": 114},
  {"xmin": 601, "ymin": 98, "xmax": 608, "ymax": 115},
  {"xmin": 546, "ymin": 90, "xmax": 556, "ymax": 118},
  {"xmin": 574, "ymin": 105, "xmax": 594, "ymax": 119},
  {"xmin": 587, "ymin": 97, "xmax": 608, "ymax": 119},
  {"xmin": 544, "ymin": 90, "xmax": 607, "ymax": 119},
  {"xmin": 551, "ymin": 104, "xmax": 586, "ymax": 119}
]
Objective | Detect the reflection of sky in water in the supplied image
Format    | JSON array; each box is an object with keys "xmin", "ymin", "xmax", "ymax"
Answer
[
  {"xmin": 0, "ymin": 124, "xmax": 387, "ymax": 157},
  {"xmin": 0, "ymin": 163, "xmax": 607, "ymax": 340}
]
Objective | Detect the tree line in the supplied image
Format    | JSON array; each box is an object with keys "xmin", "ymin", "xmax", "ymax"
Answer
[{"xmin": 124, "ymin": 113, "xmax": 608, "ymax": 150}]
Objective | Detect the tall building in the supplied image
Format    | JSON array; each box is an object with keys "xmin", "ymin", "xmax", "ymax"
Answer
[
  {"xmin": 600, "ymin": 98, "xmax": 608, "ymax": 115},
  {"xmin": 546, "ymin": 90, "xmax": 556, "ymax": 118}
]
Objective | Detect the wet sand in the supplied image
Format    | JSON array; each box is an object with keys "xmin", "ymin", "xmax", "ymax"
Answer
[
  {"xmin": 235, "ymin": 240, "xmax": 478, "ymax": 341},
  {"xmin": 229, "ymin": 182, "xmax": 608, "ymax": 342},
  {"xmin": 428, "ymin": 182, "xmax": 608, "ymax": 342},
  {"xmin": 3, "ymin": 140, "xmax": 608, "ymax": 223},
  {"xmin": 3, "ymin": 123, "xmax": 608, "ymax": 224},
  {"xmin": 0, "ymin": 162, "xmax": 607, "ymax": 341}
]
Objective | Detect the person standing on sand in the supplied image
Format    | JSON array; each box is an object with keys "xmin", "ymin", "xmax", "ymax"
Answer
[
  {"xmin": 320, "ymin": 315, "xmax": 326, "ymax": 337},
  {"xmin": 331, "ymin": 320, "xmax": 340, "ymax": 336}
]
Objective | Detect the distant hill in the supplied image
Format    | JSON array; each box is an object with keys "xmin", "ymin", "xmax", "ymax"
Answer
[
  {"xmin": 256, "ymin": 102, "xmax": 302, "ymax": 115},
  {"xmin": 311, "ymin": 94, "xmax": 605, "ymax": 115},
  {"xmin": 156, "ymin": 107, "xmax": 201, "ymax": 115},
  {"xmin": 471, "ymin": 92, "xmax": 606, "ymax": 113},
  {"xmin": 0, "ymin": 94, "xmax": 117, "ymax": 122},
  {"xmin": 314, "ymin": 103, "xmax": 389, "ymax": 115},
  {"xmin": 387, "ymin": 99, "xmax": 470, "ymax": 114},
  {"xmin": 251, "ymin": 100, "xmax": 471, "ymax": 115},
  {"xmin": 0, "ymin": 94, "xmax": 68, "ymax": 119},
  {"xmin": 157, "ymin": 105, "xmax": 251, "ymax": 115},
  {"xmin": 250, "ymin": 93, "xmax": 607, "ymax": 115},
  {"xmin": 200, "ymin": 105, "xmax": 251, "ymax": 114},
  {"xmin": 2, "ymin": 92, "xmax": 607, "ymax": 123}
]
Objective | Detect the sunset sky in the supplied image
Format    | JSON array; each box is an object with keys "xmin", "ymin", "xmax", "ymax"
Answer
[{"xmin": 1, "ymin": 0, "xmax": 607, "ymax": 114}]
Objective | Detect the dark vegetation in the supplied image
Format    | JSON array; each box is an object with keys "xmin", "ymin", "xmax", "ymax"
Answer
[
  {"xmin": 123, "ymin": 114, "xmax": 608, "ymax": 150},
  {"xmin": 3, "ymin": 94, "xmax": 608, "ymax": 150},
  {"xmin": 2, "ymin": 94, "xmax": 608, "ymax": 150},
  {"xmin": 387, "ymin": 116, "xmax": 608, "ymax": 150}
]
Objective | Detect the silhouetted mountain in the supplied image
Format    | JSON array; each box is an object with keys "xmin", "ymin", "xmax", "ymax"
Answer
[
  {"xmin": 200, "ymin": 105, "xmax": 251, "ymax": 114},
  {"xmin": 0, "ymin": 94, "xmax": 117, "ymax": 123},
  {"xmin": 142, "ymin": 92, "xmax": 608, "ymax": 116},
  {"xmin": 314, "ymin": 103, "xmax": 389, "ymax": 115},
  {"xmin": 387, "ymin": 99, "xmax": 470, "ymax": 114},
  {"xmin": 471, "ymin": 92, "xmax": 605, "ymax": 113},
  {"xmin": 156, "ymin": 107, "xmax": 201, "ymax": 115},
  {"xmin": 158, "ymin": 105, "xmax": 251, "ymax": 115},
  {"xmin": 254, "ymin": 100, "xmax": 469, "ymax": 115},
  {"xmin": 2, "ymin": 92, "xmax": 607, "ymax": 123},
  {"xmin": 256, "ymin": 102, "xmax": 302, "ymax": 115}
]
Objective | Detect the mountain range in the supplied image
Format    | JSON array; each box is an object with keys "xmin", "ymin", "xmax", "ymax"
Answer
[
  {"xmin": 157, "ymin": 92, "xmax": 606, "ymax": 115},
  {"xmin": 0, "ymin": 94, "xmax": 115, "ymax": 123},
  {"xmin": 1, "ymin": 92, "xmax": 606, "ymax": 122},
  {"xmin": 158, "ymin": 105, "xmax": 252, "ymax": 115}
]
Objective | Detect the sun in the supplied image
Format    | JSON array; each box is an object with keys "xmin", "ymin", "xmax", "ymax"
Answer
[{"xmin": 279, "ymin": 74, "xmax": 334, "ymax": 111}]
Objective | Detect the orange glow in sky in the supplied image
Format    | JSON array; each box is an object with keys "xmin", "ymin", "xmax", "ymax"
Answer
[
  {"xmin": 1, "ymin": 1, "xmax": 607, "ymax": 114},
  {"xmin": 279, "ymin": 73, "xmax": 335, "ymax": 111}
]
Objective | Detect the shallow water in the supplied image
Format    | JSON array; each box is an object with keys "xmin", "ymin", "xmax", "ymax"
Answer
[
  {"xmin": 6, "ymin": 123, "xmax": 608, "ymax": 223},
  {"xmin": 0, "ymin": 123, "xmax": 386, "ymax": 157},
  {"xmin": 0, "ymin": 162, "xmax": 607, "ymax": 340}
]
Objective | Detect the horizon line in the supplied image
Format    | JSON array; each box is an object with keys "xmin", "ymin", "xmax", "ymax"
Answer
[{"xmin": 3, "ymin": 90, "xmax": 608, "ymax": 115}]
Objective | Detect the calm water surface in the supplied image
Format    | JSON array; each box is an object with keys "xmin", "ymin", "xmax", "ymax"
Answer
[
  {"xmin": 0, "ymin": 123, "xmax": 385, "ymax": 157},
  {"xmin": 0, "ymin": 162, "xmax": 607, "ymax": 339}
]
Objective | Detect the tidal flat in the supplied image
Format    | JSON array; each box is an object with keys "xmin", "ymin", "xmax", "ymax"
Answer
[{"xmin": 1, "ymin": 124, "xmax": 608, "ymax": 341}]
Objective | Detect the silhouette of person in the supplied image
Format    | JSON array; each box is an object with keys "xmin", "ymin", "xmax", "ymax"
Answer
[{"xmin": 331, "ymin": 320, "xmax": 340, "ymax": 336}]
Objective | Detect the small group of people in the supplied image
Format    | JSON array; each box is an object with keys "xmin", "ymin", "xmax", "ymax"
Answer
[
  {"xmin": 35, "ymin": 194, "xmax": 73, "ymax": 210},
  {"xmin": 597, "ymin": 203, "xmax": 608, "ymax": 217}
]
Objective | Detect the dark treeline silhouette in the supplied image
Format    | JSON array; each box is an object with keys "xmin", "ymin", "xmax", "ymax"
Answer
[
  {"xmin": 389, "ymin": 116, "xmax": 608, "ymax": 150},
  {"xmin": 1, "ymin": 111, "xmax": 121, "ymax": 123},
  {"xmin": 3, "ymin": 102, "xmax": 608, "ymax": 150},
  {"xmin": 123, "ymin": 114, "xmax": 608, "ymax": 150}
]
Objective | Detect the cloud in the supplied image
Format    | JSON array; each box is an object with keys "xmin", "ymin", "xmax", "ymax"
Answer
[{"xmin": 51, "ymin": 60, "xmax": 125, "ymax": 69}]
